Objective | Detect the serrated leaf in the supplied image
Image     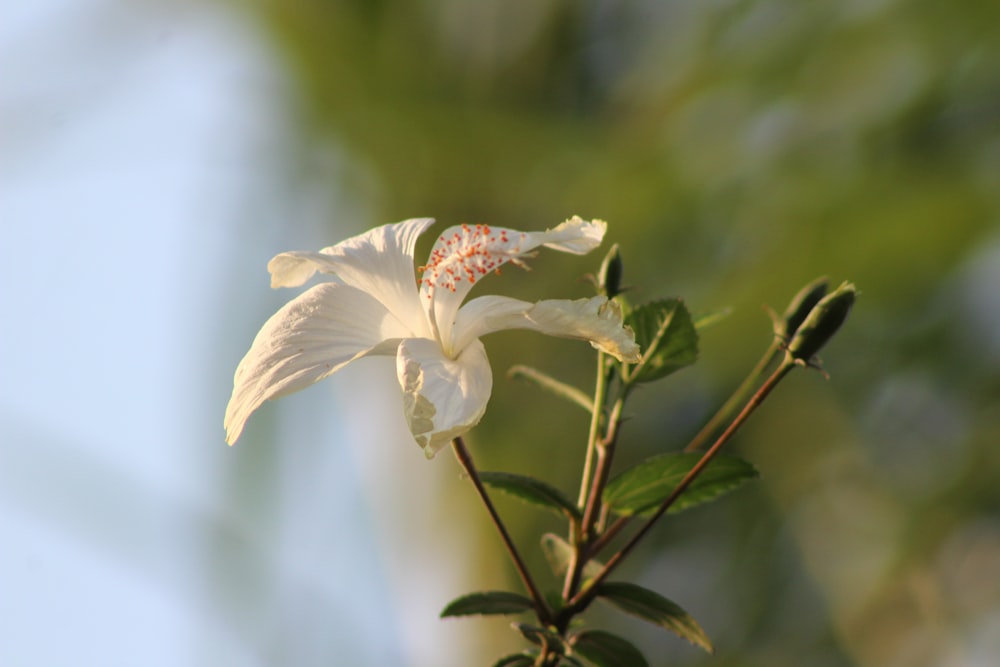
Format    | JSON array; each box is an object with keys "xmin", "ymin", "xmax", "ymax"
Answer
[
  {"xmin": 596, "ymin": 581, "xmax": 714, "ymax": 653},
  {"xmin": 481, "ymin": 472, "xmax": 582, "ymax": 520},
  {"xmin": 541, "ymin": 533, "xmax": 603, "ymax": 580},
  {"xmin": 603, "ymin": 453, "xmax": 759, "ymax": 517},
  {"xmin": 626, "ymin": 299, "xmax": 698, "ymax": 383},
  {"xmin": 493, "ymin": 654, "xmax": 537, "ymax": 667},
  {"xmin": 441, "ymin": 591, "xmax": 535, "ymax": 617},
  {"xmin": 570, "ymin": 630, "xmax": 649, "ymax": 667}
]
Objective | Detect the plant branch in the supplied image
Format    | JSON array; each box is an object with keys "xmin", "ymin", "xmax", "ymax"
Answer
[
  {"xmin": 563, "ymin": 393, "xmax": 625, "ymax": 601},
  {"xmin": 684, "ymin": 339, "xmax": 780, "ymax": 452},
  {"xmin": 576, "ymin": 352, "xmax": 608, "ymax": 509},
  {"xmin": 563, "ymin": 352, "xmax": 611, "ymax": 603},
  {"xmin": 579, "ymin": 396, "xmax": 625, "ymax": 536},
  {"xmin": 567, "ymin": 359, "xmax": 796, "ymax": 611},
  {"xmin": 451, "ymin": 436, "xmax": 552, "ymax": 623}
]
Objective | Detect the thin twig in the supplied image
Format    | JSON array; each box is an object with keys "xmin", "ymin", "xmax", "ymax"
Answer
[
  {"xmin": 576, "ymin": 352, "xmax": 608, "ymax": 508},
  {"xmin": 684, "ymin": 340, "xmax": 780, "ymax": 452},
  {"xmin": 567, "ymin": 360, "xmax": 796, "ymax": 611},
  {"xmin": 451, "ymin": 437, "xmax": 552, "ymax": 623}
]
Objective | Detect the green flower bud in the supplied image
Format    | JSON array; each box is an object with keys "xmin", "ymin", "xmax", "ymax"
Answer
[
  {"xmin": 597, "ymin": 243, "xmax": 624, "ymax": 298},
  {"xmin": 786, "ymin": 281, "xmax": 856, "ymax": 363},
  {"xmin": 779, "ymin": 276, "xmax": 829, "ymax": 340}
]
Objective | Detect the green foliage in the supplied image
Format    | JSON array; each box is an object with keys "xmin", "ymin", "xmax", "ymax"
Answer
[
  {"xmin": 625, "ymin": 299, "xmax": 699, "ymax": 383},
  {"xmin": 231, "ymin": 3, "xmax": 1000, "ymax": 663},
  {"xmin": 603, "ymin": 453, "xmax": 759, "ymax": 517},
  {"xmin": 480, "ymin": 472, "xmax": 582, "ymax": 520},
  {"xmin": 570, "ymin": 630, "xmax": 649, "ymax": 667},
  {"xmin": 596, "ymin": 581, "xmax": 713, "ymax": 653},
  {"xmin": 440, "ymin": 591, "xmax": 535, "ymax": 618}
]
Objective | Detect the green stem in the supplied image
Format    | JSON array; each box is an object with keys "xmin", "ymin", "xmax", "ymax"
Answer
[
  {"xmin": 563, "ymin": 353, "xmax": 610, "ymax": 602},
  {"xmin": 576, "ymin": 352, "xmax": 608, "ymax": 508},
  {"xmin": 451, "ymin": 437, "xmax": 552, "ymax": 623},
  {"xmin": 564, "ymin": 393, "xmax": 625, "ymax": 601},
  {"xmin": 579, "ymin": 396, "xmax": 625, "ymax": 536},
  {"xmin": 567, "ymin": 359, "xmax": 796, "ymax": 611},
  {"xmin": 588, "ymin": 339, "xmax": 785, "ymax": 560},
  {"xmin": 684, "ymin": 340, "xmax": 780, "ymax": 452}
]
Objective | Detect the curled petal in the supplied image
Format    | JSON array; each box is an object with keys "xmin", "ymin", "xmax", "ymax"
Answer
[
  {"xmin": 528, "ymin": 215, "xmax": 606, "ymax": 255},
  {"xmin": 268, "ymin": 218, "xmax": 435, "ymax": 337},
  {"xmin": 224, "ymin": 283, "xmax": 404, "ymax": 444},
  {"xmin": 453, "ymin": 295, "xmax": 641, "ymax": 363},
  {"xmin": 396, "ymin": 338, "xmax": 493, "ymax": 458}
]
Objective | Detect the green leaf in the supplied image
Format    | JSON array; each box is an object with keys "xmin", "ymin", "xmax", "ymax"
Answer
[
  {"xmin": 540, "ymin": 533, "xmax": 603, "ymax": 580},
  {"xmin": 481, "ymin": 472, "xmax": 582, "ymax": 520},
  {"xmin": 603, "ymin": 453, "xmax": 759, "ymax": 517},
  {"xmin": 493, "ymin": 654, "xmax": 537, "ymax": 667},
  {"xmin": 441, "ymin": 591, "xmax": 535, "ymax": 617},
  {"xmin": 596, "ymin": 581, "xmax": 714, "ymax": 653},
  {"xmin": 570, "ymin": 630, "xmax": 649, "ymax": 667},
  {"xmin": 626, "ymin": 299, "xmax": 698, "ymax": 383}
]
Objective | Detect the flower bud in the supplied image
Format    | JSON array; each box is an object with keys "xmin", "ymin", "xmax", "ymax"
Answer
[
  {"xmin": 786, "ymin": 281, "xmax": 856, "ymax": 363},
  {"xmin": 597, "ymin": 243, "xmax": 624, "ymax": 298},
  {"xmin": 778, "ymin": 276, "xmax": 829, "ymax": 340}
]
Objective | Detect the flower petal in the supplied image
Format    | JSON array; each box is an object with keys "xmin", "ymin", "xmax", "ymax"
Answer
[
  {"xmin": 224, "ymin": 282, "xmax": 406, "ymax": 444},
  {"xmin": 419, "ymin": 216, "xmax": 607, "ymax": 351},
  {"xmin": 526, "ymin": 215, "xmax": 606, "ymax": 255},
  {"xmin": 268, "ymin": 218, "xmax": 435, "ymax": 338},
  {"xmin": 453, "ymin": 295, "xmax": 641, "ymax": 363},
  {"xmin": 396, "ymin": 337, "xmax": 493, "ymax": 458}
]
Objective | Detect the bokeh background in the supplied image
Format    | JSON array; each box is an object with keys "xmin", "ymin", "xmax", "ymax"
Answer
[{"xmin": 2, "ymin": 0, "xmax": 999, "ymax": 666}]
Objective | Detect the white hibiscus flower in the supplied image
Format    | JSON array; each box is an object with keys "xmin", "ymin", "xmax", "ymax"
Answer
[{"xmin": 224, "ymin": 216, "xmax": 640, "ymax": 457}]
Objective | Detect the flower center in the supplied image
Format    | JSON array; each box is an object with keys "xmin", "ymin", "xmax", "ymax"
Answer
[{"xmin": 418, "ymin": 224, "xmax": 528, "ymax": 297}]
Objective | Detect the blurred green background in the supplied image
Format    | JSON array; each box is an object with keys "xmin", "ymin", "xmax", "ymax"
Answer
[
  {"xmin": 232, "ymin": 1, "xmax": 1000, "ymax": 664},
  {"xmin": 3, "ymin": 0, "xmax": 998, "ymax": 666}
]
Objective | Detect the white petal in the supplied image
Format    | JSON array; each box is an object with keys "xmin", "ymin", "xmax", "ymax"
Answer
[
  {"xmin": 267, "ymin": 218, "xmax": 435, "ymax": 337},
  {"xmin": 528, "ymin": 215, "xmax": 606, "ymax": 254},
  {"xmin": 224, "ymin": 283, "xmax": 406, "ymax": 444},
  {"xmin": 418, "ymin": 217, "xmax": 607, "ymax": 350},
  {"xmin": 453, "ymin": 294, "xmax": 641, "ymax": 363},
  {"xmin": 395, "ymin": 337, "xmax": 493, "ymax": 458}
]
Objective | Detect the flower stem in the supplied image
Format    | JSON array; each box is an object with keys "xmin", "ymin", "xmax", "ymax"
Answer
[
  {"xmin": 684, "ymin": 339, "xmax": 780, "ymax": 452},
  {"xmin": 578, "ymin": 396, "xmax": 625, "ymax": 540},
  {"xmin": 567, "ymin": 359, "xmax": 796, "ymax": 611},
  {"xmin": 450, "ymin": 436, "xmax": 552, "ymax": 623},
  {"xmin": 564, "ymin": 352, "xmax": 616, "ymax": 601},
  {"xmin": 576, "ymin": 352, "xmax": 608, "ymax": 508}
]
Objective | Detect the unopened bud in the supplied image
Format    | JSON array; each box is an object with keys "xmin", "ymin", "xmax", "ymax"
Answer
[
  {"xmin": 786, "ymin": 281, "xmax": 856, "ymax": 364},
  {"xmin": 597, "ymin": 243, "xmax": 624, "ymax": 298},
  {"xmin": 778, "ymin": 276, "xmax": 829, "ymax": 340}
]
